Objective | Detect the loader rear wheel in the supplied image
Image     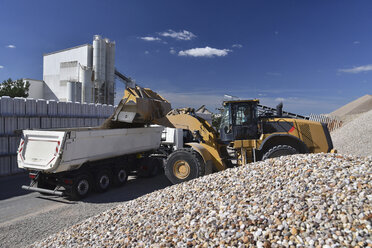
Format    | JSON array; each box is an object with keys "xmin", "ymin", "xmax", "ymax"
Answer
[
  {"xmin": 112, "ymin": 167, "xmax": 128, "ymax": 187},
  {"xmin": 262, "ymin": 145, "xmax": 298, "ymax": 160},
  {"xmin": 70, "ymin": 174, "xmax": 91, "ymax": 200},
  {"xmin": 165, "ymin": 149, "xmax": 205, "ymax": 184},
  {"xmin": 95, "ymin": 170, "xmax": 112, "ymax": 192}
]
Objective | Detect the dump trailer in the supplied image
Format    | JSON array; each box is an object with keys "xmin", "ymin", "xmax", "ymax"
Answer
[{"xmin": 18, "ymin": 125, "xmax": 164, "ymax": 199}]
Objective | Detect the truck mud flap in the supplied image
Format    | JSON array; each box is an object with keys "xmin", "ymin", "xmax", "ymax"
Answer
[{"xmin": 21, "ymin": 185, "xmax": 65, "ymax": 196}]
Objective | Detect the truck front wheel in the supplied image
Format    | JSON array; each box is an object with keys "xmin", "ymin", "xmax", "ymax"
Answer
[
  {"xmin": 165, "ymin": 149, "xmax": 205, "ymax": 184},
  {"xmin": 70, "ymin": 174, "xmax": 91, "ymax": 200}
]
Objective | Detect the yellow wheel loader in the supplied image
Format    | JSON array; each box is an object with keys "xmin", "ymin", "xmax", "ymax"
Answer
[{"xmin": 109, "ymin": 85, "xmax": 335, "ymax": 185}]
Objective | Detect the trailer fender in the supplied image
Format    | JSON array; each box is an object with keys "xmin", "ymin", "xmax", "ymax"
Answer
[{"xmin": 185, "ymin": 142, "xmax": 214, "ymax": 175}]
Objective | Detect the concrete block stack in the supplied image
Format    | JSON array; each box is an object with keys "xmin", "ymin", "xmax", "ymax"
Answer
[{"xmin": 0, "ymin": 97, "xmax": 115, "ymax": 176}]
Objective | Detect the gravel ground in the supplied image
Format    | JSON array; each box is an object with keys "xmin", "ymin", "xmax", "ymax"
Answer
[
  {"xmin": 331, "ymin": 109, "xmax": 372, "ymax": 157},
  {"xmin": 30, "ymin": 153, "xmax": 371, "ymax": 248}
]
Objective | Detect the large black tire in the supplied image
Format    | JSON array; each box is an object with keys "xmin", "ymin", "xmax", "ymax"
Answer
[
  {"xmin": 69, "ymin": 174, "xmax": 91, "ymax": 200},
  {"xmin": 165, "ymin": 149, "xmax": 205, "ymax": 184},
  {"xmin": 94, "ymin": 169, "xmax": 112, "ymax": 193},
  {"xmin": 112, "ymin": 166, "xmax": 128, "ymax": 187},
  {"xmin": 262, "ymin": 145, "xmax": 298, "ymax": 160}
]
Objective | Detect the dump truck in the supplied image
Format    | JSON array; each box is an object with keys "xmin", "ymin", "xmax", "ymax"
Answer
[{"xmin": 18, "ymin": 87, "xmax": 171, "ymax": 199}]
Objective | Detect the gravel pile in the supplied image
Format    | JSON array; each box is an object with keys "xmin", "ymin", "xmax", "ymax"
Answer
[
  {"xmin": 30, "ymin": 153, "xmax": 371, "ymax": 248},
  {"xmin": 331, "ymin": 109, "xmax": 372, "ymax": 157}
]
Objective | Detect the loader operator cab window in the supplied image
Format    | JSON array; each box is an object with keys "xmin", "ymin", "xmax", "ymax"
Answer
[
  {"xmin": 220, "ymin": 105, "xmax": 231, "ymax": 134},
  {"xmin": 219, "ymin": 101, "xmax": 259, "ymax": 143},
  {"xmin": 234, "ymin": 105, "xmax": 252, "ymax": 125}
]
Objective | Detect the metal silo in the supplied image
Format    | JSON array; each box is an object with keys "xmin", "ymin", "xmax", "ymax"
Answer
[
  {"xmin": 80, "ymin": 65, "xmax": 93, "ymax": 103},
  {"xmin": 100, "ymin": 38, "xmax": 107, "ymax": 82},
  {"xmin": 93, "ymin": 35, "xmax": 101, "ymax": 83},
  {"xmin": 75, "ymin": 82, "xmax": 82, "ymax": 103},
  {"xmin": 105, "ymin": 40, "xmax": 115, "ymax": 105},
  {"xmin": 67, "ymin": 81, "xmax": 76, "ymax": 102}
]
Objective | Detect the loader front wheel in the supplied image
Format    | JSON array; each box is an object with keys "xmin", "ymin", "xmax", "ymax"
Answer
[
  {"xmin": 165, "ymin": 149, "xmax": 205, "ymax": 184},
  {"xmin": 262, "ymin": 145, "xmax": 298, "ymax": 160}
]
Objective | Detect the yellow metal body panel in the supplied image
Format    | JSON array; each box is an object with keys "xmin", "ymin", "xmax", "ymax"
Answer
[
  {"xmin": 185, "ymin": 143, "xmax": 212, "ymax": 163},
  {"xmin": 232, "ymin": 117, "xmax": 330, "ymax": 165}
]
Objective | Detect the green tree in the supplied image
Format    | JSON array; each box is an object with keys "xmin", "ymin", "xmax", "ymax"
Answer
[{"xmin": 0, "ymin": 78, "xmax": 30, "ymax": 98}]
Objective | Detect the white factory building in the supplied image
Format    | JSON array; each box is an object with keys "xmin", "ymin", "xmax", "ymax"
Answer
[{"xmin": 27, "ymin": 35, "xmax": 116, "ymax": 105}]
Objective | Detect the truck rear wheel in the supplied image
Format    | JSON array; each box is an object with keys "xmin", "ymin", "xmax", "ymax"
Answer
[
  {"xmin": 165, "ymin": 149, "xmax": 205, "ymax": 184},
  {"xmin": 112, "ymin": 167, "xmax": 128, "ymax": 186},
  {"xmin": 262, "ymin": 145, "xmax": 298, "ymax": 160},
  {"xmin": 70, "ymin": 174, "xmax": 91, "ymax": 200},
  {"xmin": 95, "ymin": 170, "xmax": 112, "ymax": 192}
]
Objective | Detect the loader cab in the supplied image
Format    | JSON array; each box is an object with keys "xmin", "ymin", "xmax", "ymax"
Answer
[{"xmin": 219, "ymin": 100, "xmax": 259, "ymax": 143}]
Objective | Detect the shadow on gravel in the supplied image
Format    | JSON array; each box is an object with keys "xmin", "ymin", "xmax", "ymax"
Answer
[
  {"xmin": 0, "ymin": 173, "xmax": 31, "ymax": 200},
  {"xmin": 79, "ymin": 173, "xmax": 173, "ymax": 204}
]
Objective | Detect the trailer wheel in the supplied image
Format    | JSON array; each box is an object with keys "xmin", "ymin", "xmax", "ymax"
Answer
[
  {"xmin": 262, "ymin": 145, "xmax": 298, "ymax": 160},
  {"xmin": 165, "ymin": 149, "xmax": 205, "ymax": 184},
  {"xmin": 112, "ymin": 167, "xmax": 128, "ymax": 187},
  {"xmin": 95, "ymin": 170, "xmax": 112, "ymax": 192},
  {"xmin": 70, "ymin": 174, "xmax": 91, "ymax": 200}
]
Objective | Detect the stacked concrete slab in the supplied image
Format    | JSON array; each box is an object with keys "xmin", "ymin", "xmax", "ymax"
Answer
[{"xmin": 0, "ymin": 96, "xmax": 115, "ymax": 176}]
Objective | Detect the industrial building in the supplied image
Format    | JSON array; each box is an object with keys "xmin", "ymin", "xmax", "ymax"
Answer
[
  {"xmin": 44, "ymin": 35, "xmax": 115, "ymax": 104},
  {"xmin": 26, "ymin": 35, "xmax": 116, "ymax": 104}
]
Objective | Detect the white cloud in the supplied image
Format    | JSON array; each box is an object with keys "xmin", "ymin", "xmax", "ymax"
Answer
[
  {"xmin": 6, "ymin": 44, "xmax": 16, "ymax": 48},
  {"xmin": 232, "ymin": 44, "xmax": 243, "ymax": 48},
  {"xmin": 353, "ymin": 41, "xmax": 360, "ymax": 44},
  {"xmin": 274, "ymin": 31, "xmax": 279, "ymax": 35},
  {"xmin": 339, "ymin": 64, "xmax": 372, "ymax": 74},
  {"xmin": 169, "ymin": 47, "xmax": 176, "ymax": 54},
  {"xmin": 0, "ymin": 65, "xmax": 4, "ymax": 69},
  {"xmin": 139, "ymin": 36, "xmax": 161, "ymax": 41},
  {"xmin": 159, "ymin": 29, "xmax": 196, "ymax": 40},
  {"xmin": 178, "ymin": 46, "xmax": 232, "ymax": 58},
  {"xmin": 144, "ymin": 51, "xmax": 150, "ymax": 54},
  {"xmin": 275, "ymin": 97, "xmax": 285, "ymax": 102}
]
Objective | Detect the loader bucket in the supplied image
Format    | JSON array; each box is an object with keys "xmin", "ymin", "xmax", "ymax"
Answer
[{"xmin": 101, "ymin": 86, "xmax": 171, "ymax": 127}]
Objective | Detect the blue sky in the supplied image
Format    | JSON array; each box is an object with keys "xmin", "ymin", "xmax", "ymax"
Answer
[{"xmin": 0, "ymin": 0, "xmax": 371, "ymax": 114}]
